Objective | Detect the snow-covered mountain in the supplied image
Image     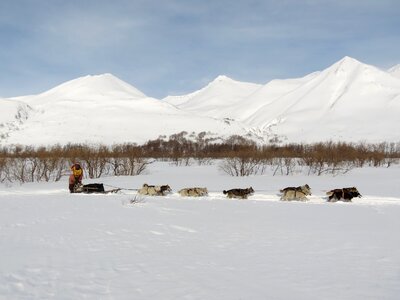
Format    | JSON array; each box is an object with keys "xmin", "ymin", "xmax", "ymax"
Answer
[
  {"xmin": 388, "ymin": 64, "xmax": 400, "ymax": 78},
  {"xmin": 31, "ymin": 73, "xmax": 147, "ymax": 103},
  {"xmin": 0, "ymin": 74, "xmax": 250, "ymax": 145},
  {"xmin": 164, "ymin": 75, "xmax": 262, "ymax": 119},
  {"xmin": 243, "ymin": 56, "xmax": 400, "ymax": 142},
  {"xmin": 0, "ymin": 98, "xmax": 32, "ymax": 140},
  {"xmin": 1, "ymin": 57, "xmax": 400, "ymax": 146},
  {"xmin": 166, "ymin": 57, "xmax": 400, "ymax": 143}
]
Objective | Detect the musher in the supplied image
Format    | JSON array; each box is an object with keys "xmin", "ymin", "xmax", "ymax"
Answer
[{"xmin": 69, "ymin": 162, "xmax": 83, "ymax": 193}]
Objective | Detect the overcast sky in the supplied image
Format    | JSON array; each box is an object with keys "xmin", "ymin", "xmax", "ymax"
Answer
[{"xmin": 1, "ymin": 0, "xmax": 399, "ymax": 98}]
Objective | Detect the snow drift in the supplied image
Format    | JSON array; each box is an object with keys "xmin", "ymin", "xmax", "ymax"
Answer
[{"xmin": 1, "ymin": 161, "xmax": 400, "ymax": 299}]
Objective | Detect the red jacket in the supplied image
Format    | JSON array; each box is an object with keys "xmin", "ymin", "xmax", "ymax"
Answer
[
  {"xmin": 69, "ymin": 164, "xmax": 83, "ymax": 184},
  {"xmin": 69, "ymin": 174, "xmax": 82, "ymax": 185}
]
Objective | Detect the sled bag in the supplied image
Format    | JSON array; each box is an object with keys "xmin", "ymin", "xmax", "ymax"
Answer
[{"xmin": 82, "ymin": 183, "xmax": 105, "ymax": 193}]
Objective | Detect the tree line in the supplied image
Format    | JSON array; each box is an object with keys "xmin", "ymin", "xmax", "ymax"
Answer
[{"xmin": 0, "ymin": 132, "xmax": 399, "ymax": 183}]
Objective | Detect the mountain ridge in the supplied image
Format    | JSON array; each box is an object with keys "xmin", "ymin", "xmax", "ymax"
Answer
[
  {"xmin": 166, "ymin": 56, "xmax": 400, "ymax": 143},
  {"xmin": 1, "ymin": 56, "xmax": 400, "ymax": 145}
]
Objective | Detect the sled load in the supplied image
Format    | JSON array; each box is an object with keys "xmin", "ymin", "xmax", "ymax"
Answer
[{"xmin": 72, "ymin": 183, "xmax": 121, "ymax": 194}]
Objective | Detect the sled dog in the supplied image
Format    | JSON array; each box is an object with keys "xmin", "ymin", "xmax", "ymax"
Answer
[
  {"xmin": 223, "ymin": 187, "xmax": 254, "ymax": 199},
  {"xmin": 280, "ymin": 184, "xmax": 312, "ymax": 201},
  {"xmin": 178, "ymin": 187, "xmax": 208, "ymax": 197},
  {"xmin": 138, "ymin": 184, "xmax": 172, "ymax": 196},
  {"xmin": 280, "ymin": 184, "xmax": 310, "ymax": 194},
  {"xmin": 326, "ymin": 187, "xmax": 362, "ymax": 202}
]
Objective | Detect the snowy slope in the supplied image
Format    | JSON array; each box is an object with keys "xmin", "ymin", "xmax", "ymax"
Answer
[
  {"xmin": 165, "ymin": 72, "xmax": 320, "ymax": 122},
  {"xmin": 0, "ymin": 74, "xmax": 251, "ymax": 145},
  {"xmin": 167, "ymin": 57, "xmax": 400, "ymax": 143},
  {"xmin": 164, "ymin": 75, "xmax": 262, "ymax": 119},
  {"xmin": 0, "ymin": 98, "xmax": 32, "ymax": 140},
  {"xmin": 243, "ymin": 57, "xmax": 400, "ymax": 142},
  {"xmin": 35, "ymin": 73, "xmax": 147, "ymax": 101},
  {"xmin": 388, "ymin": 64, "xmax": 400, "ymax": 78}
]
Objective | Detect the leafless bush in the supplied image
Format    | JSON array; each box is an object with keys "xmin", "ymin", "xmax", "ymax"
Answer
[
  {"xmin": 108, "ymin": 144, "xmax": 151, "ymax": 176},
  {"xmin": 124, "ymin": 194, "xmax": 146, "ymax": 206},
  {"xmin": 107, "ymin": 156, "xmax": 151, "ymax": 176},
  {"xmin": 38, "ymin": 156, "xmax": 66, "ymax": 182},
  {"xmin": 195, "ymin": 157, "xmax": 214, "ymax": 166},
  {"xmin": 271, "ymin": 157, "xmax": 298, "ymax": 176},
  {"xmin": 170, "ymin": 157, "xmax": 192, "ymax": 166},
  {"xmin": 77, "ymin": 145, "xmax": 108, "ymax": 179},
  {"xmin": 0, "ymin": 157, "xmax": 7, "ymax": 183},
  {"xmin": 0, "ymin": 137, "xmax": 399, "ymax": 182},
  {"xmin": 219, "ymin": 156, "xmax": 264, "ymax": 176}
]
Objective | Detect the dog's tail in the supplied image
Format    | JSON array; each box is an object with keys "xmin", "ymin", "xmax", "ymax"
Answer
[
  {"xmin": 279, "ymin": 189, "xmax": 285, "ymax": 193},
  {"xmin": 325, "ymin": 191, "xmax": 334, "ymax": 196},
  {"xmin": 223, "ymin": 190, "xmax": 227, "ymax": 194}
]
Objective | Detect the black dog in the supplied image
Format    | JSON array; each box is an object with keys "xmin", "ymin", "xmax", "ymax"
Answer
[
  {"xmin": 223, "ymin": 187, "xmax": 254, "ymax": 199},
  {"xmin": 327, "ymin": 187, "xmax": 362, "ymax": 202}
]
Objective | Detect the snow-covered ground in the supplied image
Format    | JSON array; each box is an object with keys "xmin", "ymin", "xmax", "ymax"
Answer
[{"xmin": 1, "ymin": 161, "xmax": 400, "ymax": 299}]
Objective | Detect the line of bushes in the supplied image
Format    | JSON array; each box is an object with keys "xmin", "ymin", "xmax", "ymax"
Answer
[{"xmin": 0, "ymin": 132, "xmax": 399, "ymax": 183}]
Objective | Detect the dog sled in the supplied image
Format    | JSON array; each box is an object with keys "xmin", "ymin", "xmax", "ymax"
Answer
[{"xmin": 72, "ymin": 183, "xmax": 121, "ymax": 194}]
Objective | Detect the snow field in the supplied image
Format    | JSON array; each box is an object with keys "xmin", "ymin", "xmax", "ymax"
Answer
[{"xmin": 0, "ymin": 161, "xmax": 400, "ymax": 299}]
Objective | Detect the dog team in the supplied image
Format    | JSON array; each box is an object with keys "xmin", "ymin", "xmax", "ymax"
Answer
[{"xmin": 138, "ymin": 183, "xmax": 362, "ymax": 202}]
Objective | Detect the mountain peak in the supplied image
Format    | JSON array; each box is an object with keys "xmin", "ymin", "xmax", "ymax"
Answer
[
  {"xmin": 331, "ymin": 56, "xmax": 363, "ymax": 70},
  {"xmin": 322, "ymin": 56, "xmax": 378, "ymax": 79},
  {"xmin": 339, "ymin": 56, "xmax": 360, "ymax": 63},
  {"xmin": 213, "ymin": 75, "xmax": 233, "ymax": 82},
  {"xmin": 38, "ymin": 73, "xmax": 146, "ymax": 100},
  {"xmin": 208, "ymin": 75, "xmax": 259, "ymax": 88},
  {"xmin": 207, "ymin": 75, "xmax": 236, "ymax": 86}
]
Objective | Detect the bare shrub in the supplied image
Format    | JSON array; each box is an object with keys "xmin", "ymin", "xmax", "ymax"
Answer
[
  {"xmin": 78, "ymin": 145, "xmax": 108, "ymax": 179},
  {"xmin": 195, "ymin": 156, "xmax": 214, "ymax": 166},
  {"xmin": 123, "ymin": 194, "xmax": 146, "ymax": 206},
  {"xmin": 219, "ymin": 156, "xmax": 263, "ymax": 176},
  {"xmin": 0, "ymin": 157, "xmax": 7, "ymax": 183},
  {"xmin": 7, "ymin": 157, "xmax": 30, "ymax": 183},
  {"xmin": 109, "ymin": 144, "xmax": 151, "ymax": 176},
  {"xmin": 272, "ymin": 157, "xmax": 298, "ymax": 176},
  {"xmin": 0, "ymin": 136, "xmax": 399, "ymax": 183}
]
